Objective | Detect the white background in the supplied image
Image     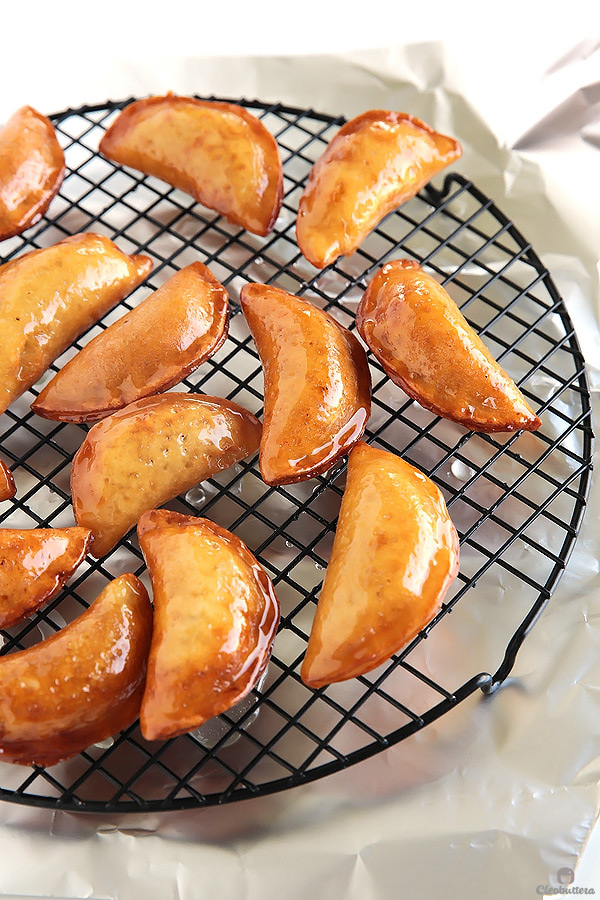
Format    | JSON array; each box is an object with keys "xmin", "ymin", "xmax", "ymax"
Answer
[
  {"xmin": 0, "ymin": 1, "xmax": 599, "ymax": 897},
  {"xmin": 0, "ymin": 0, "xmax": 595, "ymax": 118}
]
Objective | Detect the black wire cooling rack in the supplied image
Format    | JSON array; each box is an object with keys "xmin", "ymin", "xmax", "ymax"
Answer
[{"xmin": 0, "ymin": 97, "xmax": 593, "ymax": 813}]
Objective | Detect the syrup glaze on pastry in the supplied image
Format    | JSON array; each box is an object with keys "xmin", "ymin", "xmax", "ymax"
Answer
[
  {"xmin": 0, "ymin": 233, "xmax": 152, "ymax": 418},
  {"xmin": 0, "ymin": 106, "xmax": 65, "ymax": 241},
  {"xmin": 0, "ymin": 527, "xmax": 91, "ymax": 629},
  {"xmin": 357, "ymin": 259, "xmax": 541, "ymax": 433},
  {"xmin": 301, "ymin": 442, "xmax": 459, "ymax": 688},
  {"xmin": 0, "ymin": 573, "xmax": 152, "ymax": 766},
  {"xmin": 71, "ymin": 393, "xmax": 262, "ymax": 558},
  {"xmin": 138, "ymin": 509, "xmax": 280, "ymax": 741},
  {"xmin": 0, "ymin": 460, "xmax": 15, "ymax": 501},
  {"xmin": 240, "ymin": 282, "xmax": 371, "ymax": 485},
  {"xmin": 32, "ymin": 262, "xmax": 229, "ymax": 423},
  {"xmin": 296, "ymin": 110, "xmax": 462, "ymax": 268},
  {"xmin": 100, "ymin": 94, "xmax": 283, "ymax": 236}
]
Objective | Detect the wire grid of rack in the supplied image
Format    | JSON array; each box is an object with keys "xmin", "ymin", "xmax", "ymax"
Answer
[{"xmin": 0, "ymin": 97, "xmax": 593, "ymax": 812}]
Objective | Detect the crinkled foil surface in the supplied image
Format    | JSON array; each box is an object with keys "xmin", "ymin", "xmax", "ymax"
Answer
[{"xmin": 0, "ymin": 38, "xmax": 599, "ymax": 900}]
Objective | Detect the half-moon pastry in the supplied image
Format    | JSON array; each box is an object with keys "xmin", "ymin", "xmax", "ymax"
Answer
[
  {"xmin": 100, "ymin": 94, "xmax": 283, "ymax": 236},
  {"xmin": 0, "ymin": 106, "xmax": 65, "ymax": 241},
  {"xmin": 0, "ymin": 460, "xmax": 15, "ymax": 501},
  {"xmin": 240, "ymin": 282, "xmax": 371, "ymax": 485},
  {"xmin": 138, "ymin": 509, "xmax": 280, "ymax": 741},
  {"xmin": 0, "ymin": 527, "xmax": 91, "ymax": 630},
  {"xmin": 71, "ymin": 393, "xmax": 262, "ymax": 558},
  {"xmin": 296, "ymin": 110, "xmax": 462, "ymax": 268},
  {"xmin": 301, "ymin": 442, "xmax": 459, "ymax": 688},
  {"xmin": 0, "ymin": 573, "xmax": 152, "ymax": 766},
  {"xmin": 32, "ymin": 262, "xmax": 229, "ymax": 423},
  {"xmin": 0, "ymin": 233, "xmax": 152, "ymax": 418},
  {"xmin": 356, "ymin": 259, "xmax": 541, "ymax": 432}
]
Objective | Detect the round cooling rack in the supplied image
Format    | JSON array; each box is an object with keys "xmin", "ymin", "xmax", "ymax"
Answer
[{"xmin": 0, "ymin": 97, "xmax": 594, "ymax": 813}]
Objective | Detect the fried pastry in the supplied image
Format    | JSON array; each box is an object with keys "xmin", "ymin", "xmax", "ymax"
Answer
[
  {"xmin": 99, "ymin": 94, "xmax": 283, "ymax": 236},
  {"xmin": 0, "ymin": 233, "xmax": 152, "ymax": 418},
  {"xmin": 0, "ymin": 573, "xmax": 152, "ymax": 766},
  {"xmin": 240, "ymin": 283, "xmax": 371, "ymax": 485},
  {"xmin": 356, "ymin": 259, "xmax": 541, "ymax": 432},
  {"xmin": 32, "ymin": 262, "xmax": 229, "ymax": 423},
  {"xmin": 301, "ymin": 442, "xmax": 459, "ymax": 688},
  {"xmin": 0, "ymin": 460, "xmax": 15, "ymax": 501},
  {"xmin": 71, "ymin": 393, "xmax": 262, "ymax": 558},
  {"xmin": 0, "ymin": 106, "xmax": 65, "ymax": 241},
  {"xmin": 0, "ymin": 527, "xmax": 91, "ymax": 629},
  {"xmin": 138, "ymin": 509, "xmax": 280, "ymax": 741},
  {"xmin": 296, "ymin": 110, "xmax": 462, "ymax": 268}
]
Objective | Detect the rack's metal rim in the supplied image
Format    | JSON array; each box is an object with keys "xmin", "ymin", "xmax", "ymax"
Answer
[
  {"xmin": 0, "ymin": 97, "xmax": 593, "ymax": 812},
  {"xmin": 0, "ymin": 672, "xmax": 493, "ymax": 813}
]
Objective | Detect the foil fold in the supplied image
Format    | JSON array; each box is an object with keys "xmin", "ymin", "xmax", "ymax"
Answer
[{"xmin": 0, "ymin": 40, "xmax": 599, "ymax": 899}]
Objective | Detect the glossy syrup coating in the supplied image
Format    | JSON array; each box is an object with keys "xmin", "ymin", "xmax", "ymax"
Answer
[
  {"xmin": 71, "ymin": 393, "xmax": 262, "ymax": 558},
  {"xmin": 357, "ymin": 259, "xmax": 541, "ymax": 433},
  {"xmin": 32, "ymin": 262, "xmax": 230, "ymax": 423},
  {"xmin": 301, "ymin": 442, "xmax": 460, "ymax": 688},
  {"xmin": 138, "ymin": 509, "xmax": 280, "ymax": 741},
  {"xmin": 0, "ymin": 527, "xmax": 91, "ymax": 629},
  {"xmin": 240, "ymin": 283, "xmax": 371, "ymax": 485},
  {"xmin": 0, "ymin": 573, "xmax": 153, "ymax": 767},
  {"xmin": 100, "ymin": 94, "xmax": 283, "ymax": 236},
  {"xmin": 0, "ymin": 233, "xmax": 152, "ymax": 418},
  {"xmin": 0, "ymin": 460, "xmax": 15, "ymax": 501},
  {"xmin": 0, "ymin": 106, "xmax": 65, "ymax": 241},
  {"xmin": 296, "ymin": 110, "xmax": 462, "ymax": 268}
]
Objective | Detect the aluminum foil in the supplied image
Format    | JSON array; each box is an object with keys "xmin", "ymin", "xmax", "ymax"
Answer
[{"xmin": 0, "ymin": 41, "xmax": 599, "ymax": 899}]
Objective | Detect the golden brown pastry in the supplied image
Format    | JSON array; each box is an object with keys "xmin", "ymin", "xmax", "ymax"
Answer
[
  {"xmin": 100, "ymin": 94, "xmax": 283, "ymax": 236},
  {"xmin": 0, "ymin": 460, "xmax": 15, "ymax": 501},
  {"xmin": 0, "ymin": 527, "xmax": 91, "ymax": 629},
  {"xmin": 240, "ymin": 282, "xmax": 371, "ymax": 485},
  {"xmin": 301, "ymin": 442, "xmax": 459, "ymax": 688},
  {"xmin": 71, "ymin": 393, "xmax": 262, "ymax": 558},
  {"xmin": 296, "ymin": 110, "xmax": 462, "ymax": 268},
  {"xmin": 0, "ymin": 233, "xmax": 152, "ymax": 418},
  {"xmin": 32, "ymin": 262, "xmax": 229, "ymax": 423},
  {"xmin": 138, "ymin": 509, "xmax": 280, "ymax": 741},
  {"xmin": 0, "ymin": 106, "xmax": 65, "ymax": 241},
  {"xmin": 0, "ymin": 573, "xmax": 152, "ymax": 766},
  {"xmin": 356, "ymin": 259, "xmax": 541, "ymax": 432}
]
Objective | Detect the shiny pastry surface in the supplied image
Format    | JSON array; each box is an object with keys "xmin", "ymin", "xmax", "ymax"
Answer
[
  {"xmin": 71, "ymin": 393, "xmax": 262, "ymax": 558},
  {"xmin": 0, "ymin": 233, "xmax": 152, "ymax": 417},
  {"xmin": 0, "ymin": 527, "xmax": 91, "ymax": 629},
  {"xmin": 0, "ymin": 460, "xmax": 15, "ymax": 501},
  {"xmin": 0, "ymin": 106, "xmax": 65, "ymax": 241},
  {"xmin": 0, "ymin": 573, "xmax": 152, "ymax": 767},
  {"xmin": 100, "ymin": 94, "xmax": 283, "ymax": 236},
  {"xmin": 32, "ymin": 262, "xmax": 229, "ymax": 422},
  {"xmin": 357, "ymin": 259, "xmax": 542, "ymax": 432},
  {"xmin": 296, "ymin": 110, "xmax": 462, "ymax": 268},
  {"xmin": 301, "ymin": 442, "xmax": 459, "ymax": 688},
  {"xmin": 138, "ymin": 509, "xmax": 280, "ymax": 741},
  {"xmin": 240, "ymin": 282, "xmax": 371, "ymax": 485}
]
